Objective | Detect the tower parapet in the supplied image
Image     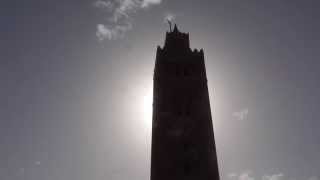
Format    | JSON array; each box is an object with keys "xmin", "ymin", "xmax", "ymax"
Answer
[
  {"xmin": 164, "ymin": 24, "xmax": 190, "ymax": 53},
  {"xmin": 154, "ymin": 25, "xmax": 206, "ymax": 81}
]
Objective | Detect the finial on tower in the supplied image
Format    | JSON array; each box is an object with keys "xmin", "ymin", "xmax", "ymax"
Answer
[
  {"xmin": 173, "ymin": 24, "xmax": 178, "ymax": 32},
  {"xmin": 167, "ymin": 19, "xmax": 172, "ymax": 32}
]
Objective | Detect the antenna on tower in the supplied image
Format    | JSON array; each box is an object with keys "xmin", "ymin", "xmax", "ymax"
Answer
[{"xmin": 167, "ymin": 19, "xmax": 172, "ymax": 32}]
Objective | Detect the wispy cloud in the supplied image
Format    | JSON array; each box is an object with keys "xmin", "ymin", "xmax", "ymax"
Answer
[
  {"xmin": 19, "ymin": 168, "xmax": 25, "ymax": 174},
  {"xmin": 228, "ymin": 171, "xmax": 284, "ymax": 180},
  {"xmin": 94, "ymin": 0, "xmax": 162, "ymax": 40},
  {"xmin": 309, "ymin": 177, "xmax": 319, "ymax": 180},
  {"xmin": 96, "ymin": 23, "xmax": 132, "ymax": 41},
  {"xmin": 94, "ymin": 0, "xmax": 113, "ymax": 9},
  {"xmin": 164, "ymin": 12, "xmax": 176, "ymax": 22},
  {"xmin": 232, "ymin": 108, "xmax": 249, "ymax": 120},
  {"xmin": 228, "ymin": 173, "xmax": 238, "ymax": 179},
  {"xmin": 228, "ymin": 171, "xmax": 316, "ymax": 180},
  {"xmin": 262, "ymin": 173, "xmax": 284, "ymax": 180},
  {"xmin": 239, "ymin": 170, "xmax": 255, "ymax": 180},
  {"xmin": 227, "ymin": 170, "xmax": 254, "ymax": 180},
  {"xmin": 141, "ymin": 0, "xmax": 162, "ymax": 8}
]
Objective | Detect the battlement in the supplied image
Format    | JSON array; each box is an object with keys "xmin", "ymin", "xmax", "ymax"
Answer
[
  {"xmin": 163, "ymin": 24, "xmax": 190, "ymax": 51},
  {"xmin": 154, "ymin": 26, "xmax": 207, "ymax": 81}
]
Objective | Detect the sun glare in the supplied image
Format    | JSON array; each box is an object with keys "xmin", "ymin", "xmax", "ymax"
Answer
[{"xmin": 142, "ymin": 87, "xmax": 153, "ymax": 131}]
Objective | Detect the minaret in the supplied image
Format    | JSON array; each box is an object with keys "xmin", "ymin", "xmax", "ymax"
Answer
[{"xmin": 151, "ymin": 25, "xmax": 220, "ymax": 180}]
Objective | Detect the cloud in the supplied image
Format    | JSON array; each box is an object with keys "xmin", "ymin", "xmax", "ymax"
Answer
[
  {"xmin": 232, "ymin": 108, "xmax": 249, "ymax": 120},
  {"xmin": 164, "ymin": 13, "xmax": 176, "ymax": 22},
  {"xmin": 227, "ymin": 170, "xmax": 255, "ymax": 180},
  {"xmin": 239, "ymin": 171, "xmax": 255, "ymax": 180},
  {"xmin": 228, "ymin": 171, "xmax": 316, "ymax": 180},
  {"xmin": 96, "ymin": 23, "xmax": 132, "ymax": 41},
  {"xmin": 18, "ymin": 168, "xmax": 25, "ymax": 174},
  {"xmin": 94, "ymin": 0, "xmax": 113, "ymax": 9},
  {"xmin": 141, "ymin": 0, "xmax": 162, "ymax": 8},
  {"xmin": 93, "ymin": 0, "xmax": 162, "ymax": 40},
  {"xmin": 228, "ymin": 173, "xmax": 238, "ymax": 179},
  {"xmin": 309, "ymin": 177, "xmax": 319, "ymax": 180},
  {"xmin": 262, "ymin": 173, "xmax": 284, "ymax": 180},
  {"xmin": 228, "ymin": 171, "xmax": 286, "ymax": 180}
]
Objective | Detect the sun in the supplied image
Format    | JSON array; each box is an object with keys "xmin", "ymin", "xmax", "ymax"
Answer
[{"xmin": 142, "ymin": 87, "xmax": 153, "ymax": 131}]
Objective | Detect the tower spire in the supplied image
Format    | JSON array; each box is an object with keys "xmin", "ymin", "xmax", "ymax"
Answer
[
  {"xmin": 167, "ymin": 19, "xmax": 172, "ymax": 32},
  {"xmin": 173, "ymin": 24, "xmax": 179, "ymax": 32}
]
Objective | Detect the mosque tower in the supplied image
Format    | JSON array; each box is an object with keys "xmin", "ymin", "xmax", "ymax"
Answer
[{"xmin": 151, "ymin": 24, "xmax": 220, "ymax": 180}]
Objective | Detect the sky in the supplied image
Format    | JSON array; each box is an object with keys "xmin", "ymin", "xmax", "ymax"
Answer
[{"xmin": 1, "ymin": 0, "xmax": 320, "ymax": 180}]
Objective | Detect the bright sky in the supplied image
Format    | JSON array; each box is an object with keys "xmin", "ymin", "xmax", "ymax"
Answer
[{"xmin": 0, "ymin": 0, "xmax": 320, "ymax": 180}]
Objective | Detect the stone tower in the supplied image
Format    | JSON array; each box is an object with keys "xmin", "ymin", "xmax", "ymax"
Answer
[{"xmin": 151, "ymin": 25, "xmax": 220, "ymax": 180}]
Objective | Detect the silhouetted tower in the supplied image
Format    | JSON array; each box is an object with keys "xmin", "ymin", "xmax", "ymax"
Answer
[{"xmin": 151, "ymin": 25, "xmax": 220, "ymax": 180}]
